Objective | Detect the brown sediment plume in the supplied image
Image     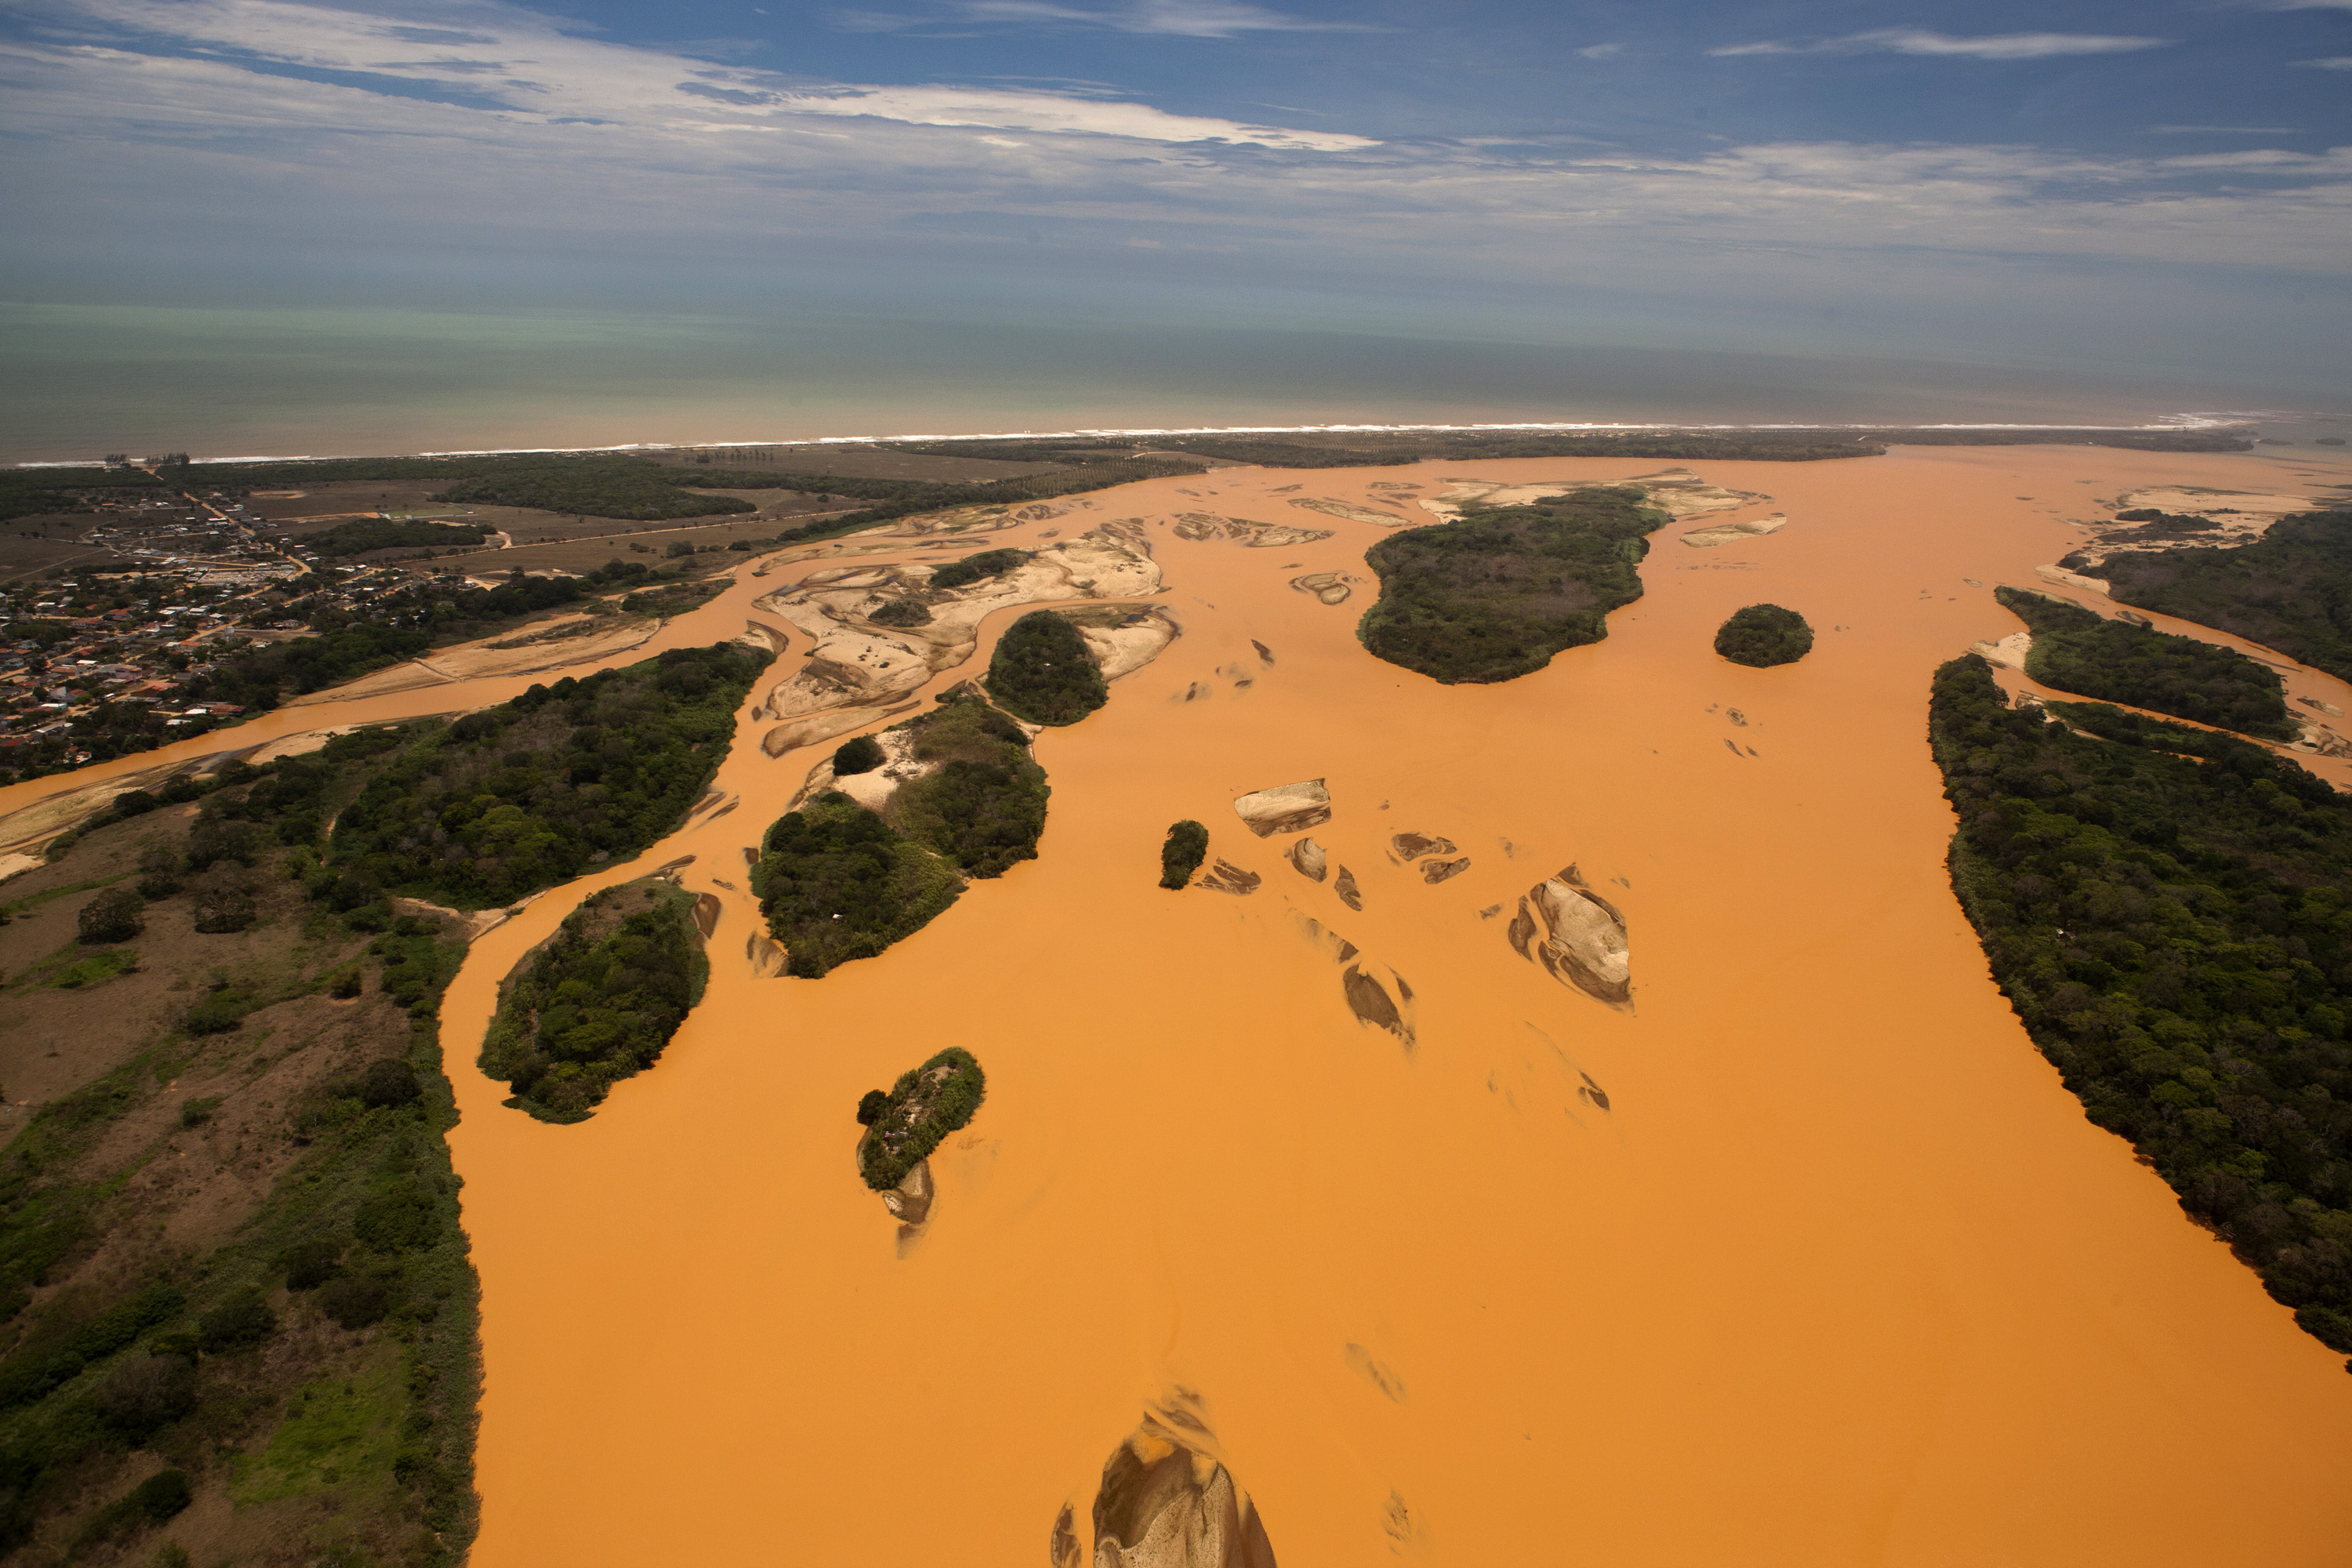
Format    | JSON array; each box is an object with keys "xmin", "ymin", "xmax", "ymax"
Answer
[
  {"xmin": 1172, "ymin": 514, "xmax": 1334, "ymax": 548},
  {"xmin": 26, "ymin": 446, "xmax": 2352, "ymax": 1566},
  {"xmin": 1230, "ymin": 780, "xmax": 1330, "ymax": 837},
  {"xmin": 1508, "ymin": 863, "xmax": 1632, "ymax": 1008}
]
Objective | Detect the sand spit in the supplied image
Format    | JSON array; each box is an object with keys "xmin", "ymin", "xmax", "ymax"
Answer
[
  {"xmin": 1286, "ymin": 837, "xmax": 1327, "ymax": 882},
  {"xmin": 390, "ymin": 895, "xmax": 515, "ymax": 943},
  {"xmin": 791, "ymin": 723, "xmax": 931, "ymax": 813},
  {"xmin": 1508, "ymin": 865, "xmax": 1632, "ymax": 1009},
  {"xmin": 1060, "ymin": 605, "xmax": 1183, "ymax": 682},
  {"xmin": 284, "ymin": 615, "xmax": 661, "ymax": 704},
  {"xmin": 1085, "ymin": 1411, "xmax": 1278, "ymax": 1568},
  {"xmin": 1172, "ymin": 514, "xmax": 1334, "ymax": 549},
  {"xmin": 1198, "ymin": 859, "xmax": 1263, "ymax": 896},
  {"xmin": 1292, "ymin": 911, "xmax": 1416, "ymax": 1047},
  {"xmin": 1969, "ymin": 630, "xmax": 2034, "ymax": 671},
  {"xmin": 1333, "ymin": 864, "xmax": 1363, "ymax": 910},
  {"xmin": 1420, "ymin": 466, "xmax": 1769, "ymax": 523},
  {"xmin": 1230, "ymin": 780, "xmax": 1330, "ymax": 837},
  {"xmin": 1682, "ymin": 513, "xmax": 1788, "ymax": 548},
  {"xmin": 1286, "ymin": 572, "xmax": 1357, "ymax": 606},
  {"xmin": 749, "ymin": 531, "xmax": 1160, "ymax": 741},
  {"xmin": 2058, "ymin": 485, "xmax": 2318, "ymax": 568},
  {"xmin": 1287, "ymin": 497, "xmax": 1414, "ymax": 528},
  {"xmin": 2034, "ymin": 563, "xmax": 2112, "ymax": 594},
  {"xmin": 1390, "ymin": 833, "xmax": 1456, "ymax": 860},
  {"xmin": 882, "ymin": 1160, "xmax": 933, "ymax": 1226},
  {"xmin": 692, "ymin": 893, "xmax": 722, "ymax": 940}
]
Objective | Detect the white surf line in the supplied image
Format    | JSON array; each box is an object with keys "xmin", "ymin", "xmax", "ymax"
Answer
[{"xmin": 10, "ymin": 412, "xmax": 2291, "ymax": 469}]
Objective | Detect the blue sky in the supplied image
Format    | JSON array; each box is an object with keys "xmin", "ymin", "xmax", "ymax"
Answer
[{"xmin": 1, "ymin": 0, "xmax": 2347, "ymax": 398}]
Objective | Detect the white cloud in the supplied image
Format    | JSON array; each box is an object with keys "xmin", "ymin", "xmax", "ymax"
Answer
[
  {"xmin": 777, "ymin": 82, "xmax": 1374, "ymax": 147},
  {"xmin": 2293, "ymin": 56, "xmax": 2352, "ymax": 69},
  {"xmin": 837, "ymin": 0, "xmax": 1366, "ymax": 36},
  {"xmin": 1576, "ymin": 43, "xmax": 1622, "ymax": 60},
  {"xmin": 1714, "ymin": 29, "xmax": 2169, "ymax": 60},
  {"xmin": 2148, "ymin": 125, "xmax": 2299, "ymax": 134}
]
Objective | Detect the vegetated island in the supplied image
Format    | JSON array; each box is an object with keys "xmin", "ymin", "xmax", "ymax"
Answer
[
  {"xmin": 754, "ymin": 694, "xmax": 1047, "ymax": 977},
  {"xmin": 1713, "ymin": 604, "xmax": 1814, "ymax": 667},
  {"xmin": 985, "ymin": 609, "xmax": 1111, "ymax": 725},
  {"xmin": 1160, "ymin": 820, "xmax": 1210, "ymax": 889},
  {"xmin": 330, "ymin": 644, "xmax": 771, "ymax": 908},
  {"xmin": 854, "ymin": 1047, "xmax": 986, "ymax": 1192},
  {"xmin": 2098, "ymin": 508, "xmax": 2352, "ymax": 686},
  {"xmin": 1356, "ymin": 485, "xmax": 1667, "ymax": 683},
  {"xmin": 1929, "ymin": 655, "xmax": 2352, "ymax": 1363},
  {"xmin": 1991, "ymin": 585, "xmax": 2295, "ymax": 741},
  {"xmin": 479, "ymin": 879, "xmax": 710, "ymax": 1122}
]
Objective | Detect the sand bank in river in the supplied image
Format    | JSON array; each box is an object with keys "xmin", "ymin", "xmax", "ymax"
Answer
[{"xmin": 7, "ymin": 444, "xmax": 2352, "ymax": 1565}]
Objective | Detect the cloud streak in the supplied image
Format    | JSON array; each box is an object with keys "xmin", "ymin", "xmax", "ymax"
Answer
[{"xmin": 1713, "ymin": 29, "xmax": 2170, "ymax": 60}]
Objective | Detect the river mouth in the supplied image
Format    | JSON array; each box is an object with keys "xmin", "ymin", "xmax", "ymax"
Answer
[{"xmin": 20, "ymin": 446, "xmax": 2349, "ymax": 1563}]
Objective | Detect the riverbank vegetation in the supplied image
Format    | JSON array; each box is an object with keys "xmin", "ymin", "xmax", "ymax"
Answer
[
  {"xmin": 1928, "ymin": 655, "xmax": 2352, "ymax": 1363},
  {"xmin": 855, "ymin": 1048, "xmax": 987, "ymax": 1191},
  {"xmin": 0, "ymin": 742, "xmax": 483, "ymax": 1563},
  {"xmin": 1356, "ymin": 484, "xmax": 1668, "ymax": 683},
  {"xmin": 878, "ymin": 695, "xmax": 1050, "ymax": 878},
  {"xmin": 479, "ymin": 881, "xmax": 708, "ymax": 1123},
  {"xmin": 328, "ymin": 644, "xmax": 769, "ymax": 909},
  {"xmin": 2099, "ymin": 509, "xmax": 2352, "ymax": 685},
  {"xmin": 1714, "ymin": 604, "xmax": 1814, "ymax": 667},
  {"xmin": 985, "ymin": 611, "xmax": 1110, "ymax": 724},
  {"xmin": 1160, "ymin": 821, "xmax": 1209, "ymax": 889},
  {"xmin": 1992, "ymin": 585, "xmax": 2296, "ymax": 740}
]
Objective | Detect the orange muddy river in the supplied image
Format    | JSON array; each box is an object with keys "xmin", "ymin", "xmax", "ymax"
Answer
[{"xmin": 9, "ymin": 445, "xmax": 2352, "ymax": 1563}]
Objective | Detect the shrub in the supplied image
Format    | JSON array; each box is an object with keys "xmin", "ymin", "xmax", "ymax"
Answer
[
  {"xmin": 833, "ymin": 735, "xmax": 886, "ymax": 777},
  {"xmin": 98, "ymin": 1354, "xmax": 198, "ymax": 1439},
  {"xmin": 318, "ymin": 1274, "xmax": 391, "ymax": 1330},
  {"xmin": 195, "ymin": 1288, "xmax": 275, "ymax": 1353},
  {"xmin": 928, "ymin": 548, "xmax": 1028, "ymax": 590},
  {"xmin": 354, "ymin": 1059, "xmax": 421, "ymax": 1109},
  {"xmin": 282, "ymin": 1240, "xmax": 343, "ymax": 1291},
  {"xmin": 985, "ymin": 611, "xmax": 1108, "ymax": 726},
  {"xmin": 136, "ymin": 849, "xmax": 183, "ymax": 900},
  {"xmin": 855, "ymin": 1089, "xmax": 889, "ymax": 1126},
  {"xmin": 127, "ymin": 1471, "xmax": 191, "ymax": 1523},
  {"xmin": 177, "ymin": 1097, "xmax": 221, "ymax": 1130},
  {"xmin": 1160, "ymin": 820, "xmax": 1209, "ymax": 890},
  {"xmin": 78, "ymin": 888, "xmax": 144, "ymax": 945},
  {"xmin": 1713, "ymin": 603, "xmax": 1814, "ymax": 668},
  {"xmin": 191, "ymin": 866, "xmax": 256, "ymax": 934},
  {"xmin": 327, "ymin": 967, "xmax": 362, "ymax": 999},
  {"xmin": 353, "ymin": 1187, "xmax": 437, "ymax": 1253},
  {"xmin": 182, "ymin": 986, "xmax": 250, "ymax": 1036},
  {"xmin": 868, "ymin": 597, "xmax": 932, "ymax": 626}
]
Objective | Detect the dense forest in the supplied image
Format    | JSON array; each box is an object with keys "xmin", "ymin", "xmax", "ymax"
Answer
[
  {"xmin": 1356, "ymin": 484, "xmax": 1668, "ymax": 683},
  {"xmin": 327, "ymin": 644, "xmax": 771, "ymax": 909},
  {"xmin": 479, "ymin": 881, "xmax": 708, "ymax": 1122},
  {"xmin": 1929, "ymin": 656, "xmax": 2352, "ymax": 1363},
  {"xmin": 0, "ymin": 728, "xmax": 485, "ymax": 1562},
  {"xmin": 928, "ymin": 548, "xmax": 1029, "ymax": 590},
  {"xmin": 1714, "ymin": 604, "xmax": 1814, "ymax": 667},
  {"xmin": 1992, "ymin": 585, "xmax": 2296, "ymax": 741},
  {"xmin": 985, "ymin": 611, "xmax": 1110, "ymax": 725},
  {"xmin": 855, "ymin": 1047, "xmax": 987, "ymax": 1191},
  {"xmin": 2100, "ymin": 510, "xmax": 2352, "ymax": 686},
  {"xmin": 753, "ymin": 795, "xmax": 964, "ymax": 978}
]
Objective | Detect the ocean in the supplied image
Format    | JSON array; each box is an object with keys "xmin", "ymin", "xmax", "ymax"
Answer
[{"xmin": 2, "ymin": 300, "xmax": 2343, "ymax": 464}]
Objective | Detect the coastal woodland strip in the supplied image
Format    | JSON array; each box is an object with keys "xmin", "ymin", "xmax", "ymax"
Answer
[
  {"xmin": 1992, "ymin": 585, "xmax": 2296, "ymax": 741},
  {"xmin": 479, "ymin": 880, "xmax": 708, "ymax": 1123},
  {"xmin": 1356, "ymin": 483, "xmax": 1668, "ymax": 683},
  {"xmin": 0, "ymin": 467, "xmax": 167, "ymax": 524},
  {"xmin": 855, "ymin": 1048, "xmax": 986, "ymax": 1191},
  {"xmin": 2099, "ymin": 509, "xmax": 2352, "ymax": 686},
  {"xmin": 1929, "ymin": 656, "xmax": 2352, "ymax": 1362},
  {"xmin": 328, "ymin": 644, "xmax": 770, "ymax": 909},
  {"xmin": 0, "ymin": 733, "xmax": 488, "ymax": 1564},
  {"xmin": 755, "ymin": 695, "xmax": 1049, "ymax": 976}
]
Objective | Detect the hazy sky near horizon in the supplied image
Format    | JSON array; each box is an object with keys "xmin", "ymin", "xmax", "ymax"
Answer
[{"xmin": 2, "ymin": 0, "xmax": 2348, "ymax": 397}]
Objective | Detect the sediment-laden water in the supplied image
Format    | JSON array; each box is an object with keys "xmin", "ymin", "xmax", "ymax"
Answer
[{"xmin": 6, "ymin": 446, "xmax": 2350, "ymax": 1563}]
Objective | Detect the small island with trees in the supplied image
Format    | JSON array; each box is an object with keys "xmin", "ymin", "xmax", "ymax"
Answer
[
  {"xmin": 1356, "ymin": 484, "xmax": 1668, "ymax": 683},
  {"xmin": 855, "ymin": 1047, "xmax": 988, "ymax": 1192},
  {"xmin": 1160, "ymin": 821, "xmax": 1210, "ymax": 888},
  {"xmin": 479, "ymin": 880, "xmax": 709, "ymax": 1122},
  {"xmin": 1991, "ymin": 584, "xmax": 2296, "ymax": 740},
  {"xmin": 753, "ymin": 693, "xmax": 1051, "ymax": 976},
  {"xmin": 1714, "ymin": 604, "xmax": 1814, "ymax": 667},
  {"xmin": 985, "ymin": 609, "xmax": 1112, "ymax": 724}
]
